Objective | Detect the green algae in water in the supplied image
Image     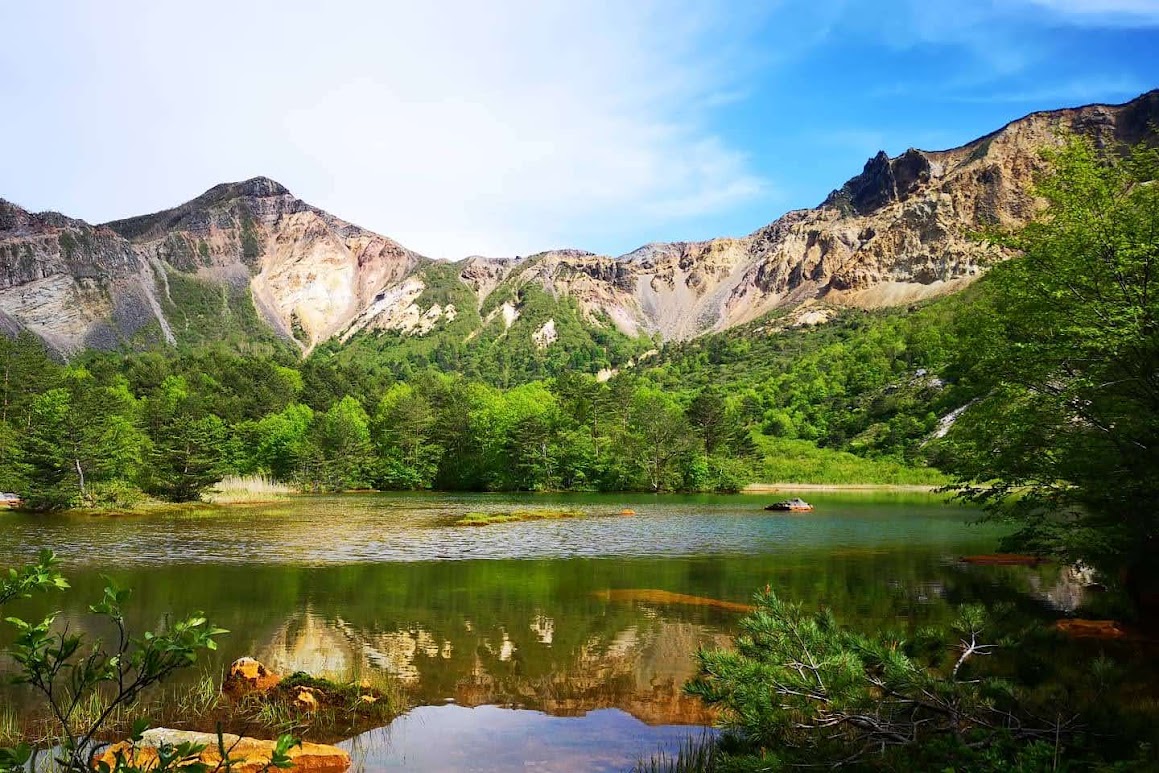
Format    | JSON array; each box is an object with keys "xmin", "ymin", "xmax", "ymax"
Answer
[{"xmin": 455, "ymin": 508, "xmax": 585, "ymax": 526}]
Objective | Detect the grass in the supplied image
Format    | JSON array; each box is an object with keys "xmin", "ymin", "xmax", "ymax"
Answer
[
  {"xmin": 753, "ymin": 436, "xmax": 949, "ymax": 486},
  {"xmin": 205, "ymin": 475, "xmax": 295, "ymax": 504},
  {"xmin": 6, "ymin": 667, "xmax": 407, "ymax": 748},
  {"xmin": 46, "ymin": 499, "xmax": 218, "ymax": 518},
  {"xmin": 237, "ymin": 672, "xmax": 404, "ymax": 739},
  {"xmin": 0, "ymin": 705, "xmax": 18, "ymax": 747},
  {"xmin": 633, "ymin": 734, "xmax": 720, "ymax": 773},
  {"xmin": 454, "ymin": 508, "xmax": 585, "ymax": 526}
]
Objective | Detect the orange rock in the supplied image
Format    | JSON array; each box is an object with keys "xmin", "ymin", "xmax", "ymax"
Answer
[
  {"xmin": 959, "ymin": 554, "xmax": 1047, "ymax": 566},
  {"xmin": 93, "ymin": 729, "xmax": 350, "ymax": 773},
  {"xmin": 1055, "ymin": 619, "xmax": 1127, "ymax": 639},
  {"xmin": 294, "ymin": 686, "xmax": 319, "ymax": 712},
  {"xmin": 222, "ymin": 657, "xmax": 281, "ymax": 697},
  {"xmin": 619, "ymin": 509, "xmax": 636, "ymax": 516}
]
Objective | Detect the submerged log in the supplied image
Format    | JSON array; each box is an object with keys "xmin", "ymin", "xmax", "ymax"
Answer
[
  {"xmin": 959, "ymin": 554, "xmax": 1047, "ymax": 566},
  {"xmin": 595, "ymin": 588, "xmax": 756, "ymax": 613},
  {"xmin": 1055, "ymin": 619, "xmax": 1128, "ymax": 640}
]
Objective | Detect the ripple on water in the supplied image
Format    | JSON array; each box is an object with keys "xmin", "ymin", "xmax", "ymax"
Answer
[{"xmin": 0, "ymin": 491, "xmax": 994, "ymax": 567}]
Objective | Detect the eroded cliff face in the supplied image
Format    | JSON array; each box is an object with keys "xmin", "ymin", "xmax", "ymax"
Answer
[
  {"xmin": 2, "ymin": 90, "xmax": 1156, "ymax": 354},
  {"xmin": 448, "ymin": 88, "xmax": 1159, "ymax": 341},
  {"xmin": 0, "ymin": 200, "xmax": 173, "ymax": 354},
  {"xmin": 105, "ymin": 177, "xmax": 425, "ymax": 350}
]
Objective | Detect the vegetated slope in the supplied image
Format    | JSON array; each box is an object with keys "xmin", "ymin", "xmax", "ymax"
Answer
[
  {"xmin": 1, "ymin": 90, "xmax": 1156, "ymax": 365},
  {"xmin": 633, "ymin": 287, "xmax": 980, "ymax": 475}
]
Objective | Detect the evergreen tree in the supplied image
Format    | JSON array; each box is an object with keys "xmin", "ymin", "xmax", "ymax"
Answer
[
  {"xmin": 21, "ymin": 369, "xmax": 144, "ymax": 509},
  {"xmin": 143, "ymin": 376, "xmax": 229, "ymax": 501},
  {"xmin": 372, "ymin": 384, "xmax": 441, "ymax": 489},
  {"xmin": 298, "ymin": 396, "xmax": 375, "ymax": 491}
]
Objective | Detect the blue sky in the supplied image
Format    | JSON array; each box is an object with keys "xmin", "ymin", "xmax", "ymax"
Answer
[{"xmin": 1, "ymin": 1, "xmax": 1157, "ymax": 260}]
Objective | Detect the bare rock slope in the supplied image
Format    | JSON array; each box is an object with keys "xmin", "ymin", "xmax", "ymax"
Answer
[{"xmin": 2, "ymin": 90, "xmax": 1156, "ymax": 355}]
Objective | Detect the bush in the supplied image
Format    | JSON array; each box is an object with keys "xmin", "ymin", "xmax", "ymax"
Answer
[
  {"xmin": 685, "ymin": 589, "xmax": 1156, "ymax": 770},
  {"xmin": 74, "ymin": 480, "xmax": 148, "ymax": 510}
]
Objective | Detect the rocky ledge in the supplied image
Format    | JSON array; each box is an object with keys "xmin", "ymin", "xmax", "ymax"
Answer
[{"xmin": 94, "ymin": 729, "xmax": 350, "ymax": 773}]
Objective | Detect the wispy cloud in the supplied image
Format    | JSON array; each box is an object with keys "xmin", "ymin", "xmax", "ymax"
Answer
[
  {"xmin": 1024, "ymin": 0, "xmax": 1159, "ymax": 24},
  {"xmin": 0, "ymin": 0, "xmax": 772, "ymax": 259},
  {"xmin": 1, "ymin": 0, "xmax": 1154, "ymax": 257}
]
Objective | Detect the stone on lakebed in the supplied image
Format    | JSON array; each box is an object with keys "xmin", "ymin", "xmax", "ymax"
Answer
[{"xmin": 93, "ymin": 729, "xmax": 350, "ymax": 773}]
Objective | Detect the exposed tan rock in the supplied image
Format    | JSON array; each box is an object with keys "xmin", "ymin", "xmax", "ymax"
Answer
[
  {"xmin": 531, "ymin": 318, "xmax": 557, "ymax": 348},
  {"xmin": 294, "ymin": 686, "xmax": 319, "ymax": 712},
  {"xmin": 222, "ymin": 656, "xmax": 282, "ymax": 696},
  {"xmin": 5, "ymin": 91, "xmax": 1157, "ymax": 354},
  {"xmin": 93, "ymin": 729, "xmax": 349, "ymax": 773}
]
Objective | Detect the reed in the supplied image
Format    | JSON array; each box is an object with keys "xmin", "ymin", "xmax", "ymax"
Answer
[
  {"xmin": 0, "ymin": 705, "xmax": 18, "ymax": 747},
  {"xmin": 6, "ymin": 668, "xmax": 405, "ymax": 747},
  {"xmin": 633, "ymin": 734, "xmax": 719, "ymax": 773},
  {"xmin": 205, "ymin": 475, "xmax": 295, "ymax": 504}
]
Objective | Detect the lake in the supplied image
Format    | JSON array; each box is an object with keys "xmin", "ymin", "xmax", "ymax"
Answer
[{"xmin": 0, "ymin": 492, "xmax": 1072, "ymax": 771}]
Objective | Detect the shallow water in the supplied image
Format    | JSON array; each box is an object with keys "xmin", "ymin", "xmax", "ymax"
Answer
[
  {"xmin": 1, "ymin": 491, "xmax": 1060, "ymax": 770},
  {"xmin": 0, "ymin": 491, "xmax": 994, "ymax": 565}
]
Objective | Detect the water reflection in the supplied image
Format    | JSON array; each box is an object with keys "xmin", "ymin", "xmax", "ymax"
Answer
[
  {"xmin": 1, "ymin": 492, "xmax": 1056, "ymax": 738},
  {"xmin": 0, "ymin": 491, "xmax": 993, "ymax": 566},
  {"xmin": 341, "ymin": 705, "xmax": 713, "ymax": 772},
  {"xmin": 256, "ymin": 605, "xmax": 727, "ymax": 725}
]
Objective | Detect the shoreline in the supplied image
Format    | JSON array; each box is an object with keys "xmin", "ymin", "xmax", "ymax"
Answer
[
  {"xmin": 4, "ymin": 485, "xmax": 952, "ymax": 517},
  {"xmin": 742, "ymin": 483, "xmax": 943, "ymax": 493}
]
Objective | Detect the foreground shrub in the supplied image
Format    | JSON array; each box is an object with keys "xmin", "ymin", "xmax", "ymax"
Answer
[{"xmin": 686, "ymin": 589, "xmax": 1157, "ymax": 771}]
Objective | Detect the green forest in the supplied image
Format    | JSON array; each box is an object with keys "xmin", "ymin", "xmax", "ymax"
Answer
[{"xmin": 0, "ymin": 280, "xmax": 964, "ymax": 510}]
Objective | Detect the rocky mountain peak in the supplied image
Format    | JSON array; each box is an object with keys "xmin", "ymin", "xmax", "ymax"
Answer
[
  {"xmin": 823, "ymin": 147, "xmax": 934, "ymax": 217},
  {"xmin": 105, "ymin": 177, "xmax": 298, "ymax": 242},
  {"xmin": 184, "ymin": 176, "xmax": 292, "ymax": 208},
  {"xmin": 0, "ymin": 200, "xmax": 33, "ymax": 234},
  {"xmin": 2, "ymin": 89, "xmax": 1157, "ymax": 357},
  {"xmin": 0, "ymin": 199, "xmax": 95, "ymax": 236}
]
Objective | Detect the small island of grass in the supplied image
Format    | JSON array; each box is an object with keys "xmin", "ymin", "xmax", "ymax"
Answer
[{"xmin": 455, "ymin": 508, "xmax": 584, "ymax": 526}]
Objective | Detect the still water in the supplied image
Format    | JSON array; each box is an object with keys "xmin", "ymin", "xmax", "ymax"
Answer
[{"xmin": 1, "ymin": 492, "xmax": 1063, "ymax": 771}]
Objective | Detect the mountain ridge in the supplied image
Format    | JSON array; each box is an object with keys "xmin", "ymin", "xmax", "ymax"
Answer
[{"xmin": 2, "ymin": 89, "xmax": 1156, "ymax": 358}]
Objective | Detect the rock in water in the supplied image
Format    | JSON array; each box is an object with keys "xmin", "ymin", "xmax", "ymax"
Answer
[
  {"xmin": 294, "ymin": 686, "xmax": 320, "ymax": 712},
  {"xmin": 223, "ymin": 656, "xmax": 282, "ymax": 696},
  {"xmin": 93, "ymin": 729, "xmax": 350, "ymax": 773}
]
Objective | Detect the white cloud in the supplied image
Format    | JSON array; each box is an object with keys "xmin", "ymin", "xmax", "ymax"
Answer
[
  {"xmin": 0, "ymin": 0, "xmax": 770, "ymax": 259},
  {"xmin": 1023, "ymin": 0, "xmax": 1159, "ymax": 22}
]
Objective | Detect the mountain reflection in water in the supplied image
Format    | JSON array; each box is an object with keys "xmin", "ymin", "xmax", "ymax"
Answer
[
  {"xmin": 341, "ymin": 705, "xmax": 713, "ymax": 772},
  {"xmin": 1, "ymin": 491, "xmax": 1073, "ymax": 745},
  {"xmin": 259, "ymin": 609, "xmax": 728, "ymax": 725}
]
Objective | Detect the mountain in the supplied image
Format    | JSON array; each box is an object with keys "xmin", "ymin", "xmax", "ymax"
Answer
[{"xmin": 2, "ymin": 90, "xmax": 1157, "ymax": 358}]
